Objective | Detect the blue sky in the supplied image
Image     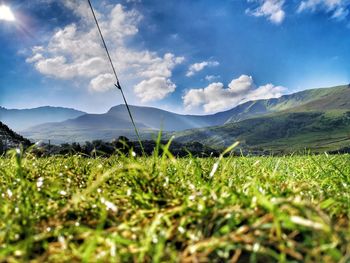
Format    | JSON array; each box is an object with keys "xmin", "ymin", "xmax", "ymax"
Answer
[{"xmin": 0, "ymin": 0, "xmax": 350, "ymax": 114}]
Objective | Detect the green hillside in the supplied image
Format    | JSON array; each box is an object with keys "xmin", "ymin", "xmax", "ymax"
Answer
[
  {"xmin": 225, "ymin": 85, "xmax": 350, "ymax": 123},
  {"xmin": 173, "ymin": 85, "xmax": 350, "ymax": 153},
  {"xmin": 174, "ymin": 111, "xmax": 350, "ymax": 153}
]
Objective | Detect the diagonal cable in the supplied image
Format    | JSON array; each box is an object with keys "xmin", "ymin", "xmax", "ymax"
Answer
[{"xmin": 87, "ymin": 0, "xmax": 145, "ymax": 155}]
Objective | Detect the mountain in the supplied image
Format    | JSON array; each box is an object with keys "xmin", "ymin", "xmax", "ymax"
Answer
[
  {"xmin": 0, "ymin": 106, "xmax": 86, "ymax": 131},
  {"xmin": 0, "ymin": 121, "xmax": 31, "ymax": 153},
  {"xmin": 106, "ymin": 105, "xmax": 226, "ymax": 130},
  {"xmin": 22, "ymin": 102, "xmax": 271, "ymax": 143},
  {"xmin": 224, "ymin": 85, "xmax": 350, "ymax": 123},
  {"xmin": 21, "ymin": 111, "xmax": 153, "ymax": 144},
  {"xmin": 21, "ymin": 105, "xmax": 236, "ymax": 143},
  {"xmin": 21, "ymin": 85, "xmax": 350, "ymax": 147},
  {"xmin": 174, "ymin": 85, "xmax": 350, "ymax": 153}
]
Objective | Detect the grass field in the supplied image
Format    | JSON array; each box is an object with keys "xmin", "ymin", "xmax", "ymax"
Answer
[{"xmin": 0, "ymin": 144, "xmax": 350, "ymax": 262}]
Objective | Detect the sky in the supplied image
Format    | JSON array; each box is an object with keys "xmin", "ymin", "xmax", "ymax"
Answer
[{"xmin": 0, "ymin": 0, "xmax": 350, "ymax": 114}]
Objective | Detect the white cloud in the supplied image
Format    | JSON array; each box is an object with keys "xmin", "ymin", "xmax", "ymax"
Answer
[
  {"xmin": 90, "ymin": 73, "xmax": 115, "ymax": 92},
  {"xmin": 183, "ymin": 75, "xmax": 285, "ymax": 113},
  {"xmin": 205, "ymin": 75, "xmax": 221, "ymax": 81},
  {"xmin": 228, "ymin": 75, "xmax": 255, "ymax": 93},
  {"xmin": 25, "ymin": 53, "xmax": 43, "ymax": 63},
  {"xmin": 246, "ymin": 0, "xmax": 285, "ymax": 24},
  {"xmin": 298, "ymin": 0, "xmax": 349, "ymax": 20},
  {"xmin": 186, "ymin": 61, "xmax": 220, "ymax": 77},
  {"xmin": 134, "ymin": 77, "xmax": 176, "ymax": 102},
  {"xmin": 26, "ymin": 2, "xmax": 183, "ymax": 101},
  {"xmin": 138, "ymin": 53, "xmax": 184, "ymax": 79}
]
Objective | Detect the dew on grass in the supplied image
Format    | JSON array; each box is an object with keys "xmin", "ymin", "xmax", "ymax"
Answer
[
  {"xmin": 152, "ymin": 235, "xmax": 158, "ymax": 243},
  {"xmin": 251, "ymin": 196, "xmax": 257, "ymax": 206},
  {"xmin": 210, "ymin": 162, "xmax": 219, "ymax": 178},
  {"xmin": 7, "ymin": 189, "xmax": 12, "ymax": 198},
  {"xmin": 189, "ymin": 183, "xmax": 195, "ymax": 190},
  {"xmin": 210, "ymin": 191, "xmax": 218, "ymax": 201},
  {"xmin": 101, "ymin": 198, "xmax": 117, "ymax": 212},
  {"xmin": 97, "ymin": 251, "xmax": 107, "ymax": 259},
  {"xmin": 188, "ymin": 232, "xmax": 199, "ymax": 241},
  {"xmin": 14, "ymin": 250, "xmax": 22, "ymax": 257},
  {"xmin": 59, "ymin": 190, "xmax": 67, "ymax": 196},
  {"xmin": 253, "ymin": 243, "xmax": 260, "ymax": 252},
  {"xmin": 58, "ymin": 236, "xmax": 67, "ymax": 249},
  {"xmin": 110, "ymin": 243, "xmax": 116, "ymax": 257},
  {"xmin": 225, "ymin": 213, "xmax": 232, "ymax": 219},
  {"xmin": 178, "ymin": 226, "xmax": 185, "ymax": 234},
  {"xmin": 36, "ymin": 177, "xmax": 44, "ymax": 188},
  {"xmin": 197, "ymin": 203, "xmax": 204, "ymax": 211}
]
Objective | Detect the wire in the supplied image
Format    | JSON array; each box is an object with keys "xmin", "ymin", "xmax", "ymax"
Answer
[{"xmin": 87, "ymin": 0, "xmax": 145, "ymax": 155}]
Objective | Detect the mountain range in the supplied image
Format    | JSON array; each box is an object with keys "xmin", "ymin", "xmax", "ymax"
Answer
[
  {"xmin": 0, "ymin": 106, "xmax": 85, "ymax": 131},
  {"xmin": 2, "ymin": 84, "xmax": 350, "ymax": 153}
]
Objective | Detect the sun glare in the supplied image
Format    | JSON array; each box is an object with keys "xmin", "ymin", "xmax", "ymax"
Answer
[{"xmin": 0, "ymin": 5, "xmax": 16, "ymax": 22}]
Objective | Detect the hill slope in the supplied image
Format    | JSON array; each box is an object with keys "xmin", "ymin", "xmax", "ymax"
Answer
[
  {"xmin": 0, "ymin": 122, "xmax": 31, "ymax": 153},
  {"xmin": 174, "ymin": 111, "xmax": 350, "ymax": 153},
  {"xmin": 225, "ymin": 85, "xmax": 350, "ymax": 123},
  {"xmin": 0, "ymin": 106, "xmax": 86, "ymax": 131}
]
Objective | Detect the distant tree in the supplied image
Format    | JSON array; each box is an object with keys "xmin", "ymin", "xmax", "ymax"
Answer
[
  {"xmin": 71, "ymin": 142, "xmax": 82, "ymax": 153},
  {"xmin": 111, "ymin": 136, "xmax": 131, "ymax": 154},
  {"xmin": 82, "ymin": 141, "xmax": 94, "ymax": 155},
  {"xmin": 58, "ymin": 143, "xmax": 73, "ymax": 155},
  {"xmin": 0, "ymin": 140, "xmax": 3, "ymax": 155}
]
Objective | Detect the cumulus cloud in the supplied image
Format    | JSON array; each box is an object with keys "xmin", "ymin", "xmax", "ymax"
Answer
[
  {"xmin": 134, "ymin": 77, "xmax": 176, "ymax": 102},
  {"xmin": 186, "ymin": 61, "xmax": 220, "ymax": 77},
  {"xmin": 183, "ymin": 75, "xmax": 285, "ymax": 113},
  {"xmin": 26, "ymin": 1, "xmax": 183, "ymax": 101},
  {"xmin": 246, "ymin": 0, "xmax": 285, "ymax": 24},
  {"xmin": 90, "ymin": 73, "xmax": 115, "ymax": 92},
  {"xmin": 298, "ymin": 0, "xmax": 349, "ymax": 20}
]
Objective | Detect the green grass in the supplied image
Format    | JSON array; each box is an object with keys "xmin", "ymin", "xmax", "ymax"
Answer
[{"xmin": 0, "ymin": 146, "xmax": 350, "ymax": 262}]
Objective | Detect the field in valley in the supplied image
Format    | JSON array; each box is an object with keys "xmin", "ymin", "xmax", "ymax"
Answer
[{"xmin": 0, "ymin": 145, "xmax": 350, "ymax": 262}]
